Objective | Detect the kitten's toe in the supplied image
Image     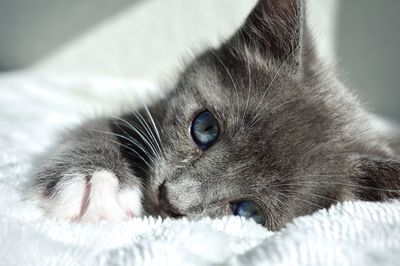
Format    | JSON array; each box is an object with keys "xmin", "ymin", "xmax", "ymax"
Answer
[
  {"xmin": 41, "ymin": 170, "xmax": 142, "ymax": 222},
  {"xmin": 117, "ymin": 188, "xmax": 143, "ymax": 218}
]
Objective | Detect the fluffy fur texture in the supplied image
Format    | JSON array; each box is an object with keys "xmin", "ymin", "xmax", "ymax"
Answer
[{"xmin": 31, "ymin": 0, "xmax": 400, "ymax": 230}]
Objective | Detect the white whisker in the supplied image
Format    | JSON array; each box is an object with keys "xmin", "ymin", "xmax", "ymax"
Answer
[
  {"xmin": 112, "ymin": 116, "xmax": 160, "ymax": 158},
  {"xmin": 210, "ymin": 50, "xmax": 241, "ymax": 125},
  {"xmin": 90, "ymin": 129, "xmax": 155, "ymax": 167}
]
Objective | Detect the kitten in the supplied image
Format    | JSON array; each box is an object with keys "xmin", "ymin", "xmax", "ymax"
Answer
[{"xmin": 31, "ymin": 0, "xmax": 400, "ymax": 229}]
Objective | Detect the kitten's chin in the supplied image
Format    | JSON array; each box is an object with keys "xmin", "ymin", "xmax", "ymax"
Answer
[
  {"xmin": 144, "ymin": 203, "xmax": 185, "ymax": 219},
  {"xmin": 156, "ymin": 208, "xmax": 185, "ymax": 219}
]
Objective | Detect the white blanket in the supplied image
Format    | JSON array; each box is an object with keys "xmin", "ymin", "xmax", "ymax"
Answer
[{"xmin": 1, "ymin": 73, "xmax": 400, "ymax": 266}]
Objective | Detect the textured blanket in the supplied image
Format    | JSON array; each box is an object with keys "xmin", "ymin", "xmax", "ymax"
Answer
[{"xmin": 1, "ymin": 73, "xmax": 400, "ymax": 266}]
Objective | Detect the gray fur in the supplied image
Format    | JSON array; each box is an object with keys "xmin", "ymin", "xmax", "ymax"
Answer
[{"xmin": 31, "ymin": 0, "xmax": 400, "ymax": 230}]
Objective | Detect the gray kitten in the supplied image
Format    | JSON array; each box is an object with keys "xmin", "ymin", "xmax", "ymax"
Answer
[{"xmin": 31, "ymin": 0, "xmax": 400, "ymax": 230}]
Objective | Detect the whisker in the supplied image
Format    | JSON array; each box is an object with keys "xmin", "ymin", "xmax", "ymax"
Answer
[
  {"xmin": 112, "ymin": 116, "xmax": 160, "ymax": 158},
  {"xmin": 193, "ymin": 74, "xmax": 227, "ymax": 110},
  {"xmin": 248, "ymin": 97, "xmax": 298, "ymax": 128},
  {"xmin": 275, "ymin": 173, "xmax": 348, "ymax": 183},
  {"xmin": 210, "ymin": 50, "xmax": 241, "ymax": 125},
  {"xmin": 190, "ymin": 73, "xmax": 236, "ymax": 129},
  {"xmin": 130, "ymin": 109, "xmax": 163, "ymax": 156},
  {"xmin": 251, "ymin": 43, "xmax": 300, "ymax": 116},
  {"xmin": 241, "ymin": 49, "xmax": 252, "ymax": 124},
  {"xmin": 277, "ymin": 191, "xmax": 327, "ymax": 210},
  {"xmin": 125, "ymin": 98, "xmax": 163, "ymax": 156},
  {"xmin": 114, "ymin": 86, "xmax": 163, "ymax": 157},
  {"xmin": 90, "ymin": 132, "xmax": 155, "ymax": 170},
  {"xmin": 278, "ymin": 189, "xmax": 341, "ymax": 205},
  {"xmin": 112, "ymin": 119, "xmax": 157, "ymax": 159},
  {"xmin": 90, "ymin": 128, "xmax": 156, "ymax": 167},
  {"xmin": 246, "ymin": 41, "xmax": 302, "ymax": 128},
  {"xmin": 139, "ymin": 98, "xmax": 164, "ymax": 154},
  {"xmin": 267, "ymin": 194, "xmax": 296, "ymax": 227},
  {"xmin": 274, "ymin": 181, "xmax": 400, "ymax": 194}
]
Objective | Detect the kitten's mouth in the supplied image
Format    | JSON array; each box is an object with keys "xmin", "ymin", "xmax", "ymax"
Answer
[{"xmin": 157, "ymin": 183, "xmax": 185, "ymax": 218}]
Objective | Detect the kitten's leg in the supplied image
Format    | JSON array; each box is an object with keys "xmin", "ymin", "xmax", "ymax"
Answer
[{"xmin": 31, "ymin": 118, "xmax": 143, "ymax": 222}]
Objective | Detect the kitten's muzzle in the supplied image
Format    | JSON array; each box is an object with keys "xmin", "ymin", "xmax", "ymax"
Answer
[{"xmin": 158, "ymin": 183, "xmax": 185, "ymax": 218}]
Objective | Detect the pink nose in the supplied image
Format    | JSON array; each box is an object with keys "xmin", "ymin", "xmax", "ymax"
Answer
[{"xmin": 158, "ymin": 183, "xmax": 184, "ymax": 218}]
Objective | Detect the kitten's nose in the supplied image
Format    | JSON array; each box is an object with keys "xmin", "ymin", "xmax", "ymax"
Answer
[{"xmin": 158, "ymin": 183, "xmax": 184, "ymax": 218}]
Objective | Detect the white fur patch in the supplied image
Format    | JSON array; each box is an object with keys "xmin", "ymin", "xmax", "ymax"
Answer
[
  {"xmin": 46, "ymin": 170, "xmax": 143, "ymax": 222},
  {"xmin": 118, "ymin": 187, "xmax": 143, "ymax": 217},
  {"xmin": 50, "ymin": 173, "xmax": 87, "ymax": 220},
  {"xmin": 81, "ymin": 170, "xmax": 125, "ymax": 222}
]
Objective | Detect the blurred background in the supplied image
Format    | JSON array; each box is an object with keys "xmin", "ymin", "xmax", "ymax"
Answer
[{"xmin": 0, "ymin": 0, "xmax": 398, "ymax": 123}]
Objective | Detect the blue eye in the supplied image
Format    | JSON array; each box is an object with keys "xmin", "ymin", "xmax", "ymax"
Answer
[
  {"xmin": 231, "ymin": 201, "xmax": 266, "ymax": 226},
  {"xmin": 191, "ymin": 110, "xmax": 219, "ymax": 150}
]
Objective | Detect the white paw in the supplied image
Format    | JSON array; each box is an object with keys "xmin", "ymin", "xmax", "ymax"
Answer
[{"xmin": 41, "ymin": 170, "xmax": 142, "ymax": 222}]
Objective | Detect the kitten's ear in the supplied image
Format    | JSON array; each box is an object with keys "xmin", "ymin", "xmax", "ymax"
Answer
[
  {"xmin": 229, "ymin": 0, "xmax": 305, "ymax": 68},
  {"xmin": 356, "ymin": 157, "xmax": 400, "ymax": 201}
]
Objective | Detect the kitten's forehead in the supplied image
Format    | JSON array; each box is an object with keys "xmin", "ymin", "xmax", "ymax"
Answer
[
  {"xmin": 164, "ymin": 47, "xmax": 364, "ymax": 164},
  {"xmin": 172, "ymin": 49, "xmax": 302, "ymax": 126}
]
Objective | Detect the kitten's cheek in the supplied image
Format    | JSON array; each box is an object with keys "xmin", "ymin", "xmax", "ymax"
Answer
[{"xmin": 40, "ymin": 170, "xmax": 143, "ymax": 222}]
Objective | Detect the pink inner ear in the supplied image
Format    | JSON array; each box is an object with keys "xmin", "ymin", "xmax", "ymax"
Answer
[{"xmin": 79, "ymin": 181, "xmax": 91, "ymax": 218}]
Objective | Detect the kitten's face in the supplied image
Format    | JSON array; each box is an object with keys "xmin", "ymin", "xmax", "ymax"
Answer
[
  {"xmin": 135, "ymin": 0, "xmax": 400, "ymax": 230},
  {"xmin": 147, "ymin": 53, "xmax": 355, "ymax": 229}
]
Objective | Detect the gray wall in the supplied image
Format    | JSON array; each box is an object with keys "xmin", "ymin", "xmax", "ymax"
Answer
[
  {"xmin": 0, "ymin": 0, "xmax": 142, "ymax": 70},
  {"xmin": 0, "ymin": 0, "xmax": 257, "ymax": 80},
  {"xmin": 336, "ymin": 0, "xmax": 400, "ymax": 122},
  {"xmin": 0, "ymin": 0, "xmax": 398, "ymax": 122},
  {"xmin": 0, "ymin": 0, "xmax": 337, "ymax": 80}
]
